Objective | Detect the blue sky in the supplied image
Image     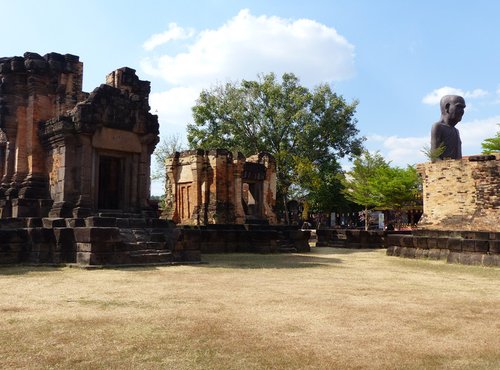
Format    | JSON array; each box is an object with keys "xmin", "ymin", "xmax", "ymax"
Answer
[{"xmin": 3, "ymin": 0, "xmax": 500, "ymax": 194}]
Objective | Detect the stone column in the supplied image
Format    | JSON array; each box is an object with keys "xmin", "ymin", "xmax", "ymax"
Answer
[
  {"xmin": 162, "ymin": 152, "xmax": 180, "ymax": 221},
  {"xmin": 261, "ymin": 153, "xmax": 277, "ymax": 224},
  {"xmin": 72, "ymin": 134, "xmax": 93, "ymax": 218},
  {"xmin": 188, "ymin": 150, "xmax": 204, "ymax": 225},
  {"xmin": 138, "ymin": 134, "xmax": 157, "ymax": 215},
  {"xmin": 233, "ymin": 153, "xmax": 246, "ymax": 224},
  {"xmin": 18, "ymin": 79, "xmax": 51, "ymax": 200},
  {"xmin": 129, "ymin": 153, "xmax": 139, "ymax": 211},
  {"xmin": 1, "ymin": 59, "xmax": 26, "ymax": 201}
]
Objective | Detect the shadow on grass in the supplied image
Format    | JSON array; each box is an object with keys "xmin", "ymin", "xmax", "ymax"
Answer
[
  {"xmin": 199, "ymin": 249, "xmax": 346, "ymax": 269},
  {"xmin": 313, "ymin": 246, "xmax": 383, "ymax": 255},
  {"xmin": 0, "ymin": 265, "xmax": 66, "ymax": 276},
  {"xmin": 0, "ymin": 248, "xmax": 380, "ymax": 273},
  {"xmin": 0, "ymin": 263, "xmax": 167, "ymax": 275}
]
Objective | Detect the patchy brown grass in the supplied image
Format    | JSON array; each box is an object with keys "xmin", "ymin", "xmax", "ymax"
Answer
[{"xmin": 0, "ymin": 248, "xmax": 499, "ymax": 369}]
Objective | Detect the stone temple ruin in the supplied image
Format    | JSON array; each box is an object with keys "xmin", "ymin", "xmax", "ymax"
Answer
[
  {"xmin": 0, "ymin": 52, "xmax": 198, "ymax": 265},
  {"xmin": 0, "ymin": 51, "xmax": 309, "ymax": 265},
  {"xmin": 163, "ymin": 149, "xmax": 310, "ymax": 253},
  {"xmin": 164, "ymin": 149, "xmax": 277, "ymax": 225},
  {"xmin": 0, "ymin": 54, "xmax": 156, "ymax": 218}
]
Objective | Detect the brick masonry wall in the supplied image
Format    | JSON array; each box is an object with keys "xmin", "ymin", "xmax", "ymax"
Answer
[{"xmin": 417, "ymin": 154, "xmax": 500, "ymax": 232}]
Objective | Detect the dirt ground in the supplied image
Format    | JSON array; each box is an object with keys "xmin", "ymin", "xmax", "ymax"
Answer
[{"xmin": 1, "ymin": 247, "xmax": 499, "ymax": 369}]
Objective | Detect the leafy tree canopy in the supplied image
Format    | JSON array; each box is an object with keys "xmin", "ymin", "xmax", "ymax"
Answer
[
  {"xmin": 187, "ymin": 72, "xmax": 364, "ymax": 217},
  {"xmin": 341, "ymin": 150, "xmax": 421, "ymax": 229},
  {"xmin": 341, "ymin": 151, "xmax": 389, "ymax": 210},
  {"xmin": 481, "ymin": 125, "xmax": 500, "ymax": 154},
  {"xmin": 152, "ymin": 133, "xmax": 185, "ymax": 182}
]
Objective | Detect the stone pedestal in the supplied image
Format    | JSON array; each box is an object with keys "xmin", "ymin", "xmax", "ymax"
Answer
[
  {"xmin": 417, "ymin": 155, "xmax": 499, "ymax": 231},
  {"xmin": 387, "ymin": 154, "xmax": 500, "ymax": 266}
]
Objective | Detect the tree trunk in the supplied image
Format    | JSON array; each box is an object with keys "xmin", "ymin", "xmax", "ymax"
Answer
[{"xmin": 364, "ymin": 206, "xmax": 368, "ymax": 231}]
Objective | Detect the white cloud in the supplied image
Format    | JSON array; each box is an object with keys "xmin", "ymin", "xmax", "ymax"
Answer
[
  {"xmin": 422, "ymin": 86, "xmax": 488, "ymax": 105},
  {"xmin": 142, "ymin": 9, "xmax": 357, "ymax": 145},
  {"xmin": 149, "ymin": 87, "xmax": 199, "ymax": 137},
  {"xmin": 465, "ymin": 88, "xmax": 488, "ymax": 99},
  {"xmin": 142, "ymin": 23, "xmax": 195, "ymax": 51},
  {"xmin": 141, "ymin": 9, "xmax": 355, "ymax": 88},
  {"xmin": 459, "ymin": 116, "xmax": 500, "ymax": 153},
  {"xmin": 367, "ymin": 134, "xmax": 428, "ymax": 166}
]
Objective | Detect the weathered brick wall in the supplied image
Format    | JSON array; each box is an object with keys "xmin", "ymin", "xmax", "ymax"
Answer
[
  {"xmin": 164, "ymin": 149, "xmax": 277, "ymax": 225},
  {"xmin": 0, "ymin": 52, "xmax": 85, "ymax": 217},
  {"xmin": 417, "ymin": 154, "xmax": 499, "ymax": 232}
]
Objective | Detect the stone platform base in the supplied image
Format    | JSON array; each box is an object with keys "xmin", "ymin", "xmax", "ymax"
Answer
[
  {"xmin": 316, "ymin": 228, "xmax": 406, "ymax": 249},
  {"xmin": 0, "ymin": 216, "xmax": 200, "ymax": 266},
  {"xmin": 0, "ymin": 219, "xmax": 310, "ymax": 266},
  {"xmin": 386, "ymin": 230, "xmax": 500, "ymax": 267},
  {"xmin": 177, "ymin": 224, "xmax": 311, "ymax": 254}
]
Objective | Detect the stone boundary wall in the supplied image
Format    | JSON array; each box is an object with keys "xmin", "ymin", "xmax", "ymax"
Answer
[
  {"xmin": 386, "ymin": 230, "xmax": 500, "ymax": 267},
  {"xmin": 315, "ymin": 229, "xmax": 408, "ymax": 249},
  {"xmin": 177, "ymin": 225, "xmax": 310, "ymax": 254}
]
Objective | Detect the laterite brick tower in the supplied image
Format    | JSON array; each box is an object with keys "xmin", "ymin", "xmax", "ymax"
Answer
[{"xmin": 0, "ymin": 52, "xmax": 159, "ymax": 218}]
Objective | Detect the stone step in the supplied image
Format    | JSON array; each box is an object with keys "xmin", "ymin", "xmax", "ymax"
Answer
[
  {"xmin": 123, "ymin": 250, "xmax": 173, "ymax": 264},
  {"xmin": 120, "ymin": 229, "xmax": 166, "ymax": 242},
  {"xmin": 120, "ymin": 241, "xmax": 167, "ymax": 251}
]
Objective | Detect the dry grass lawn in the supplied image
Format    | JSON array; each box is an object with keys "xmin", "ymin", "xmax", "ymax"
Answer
[{"xmin": 0, "ymin": 247, "xmax": 499, "ymax": 369}]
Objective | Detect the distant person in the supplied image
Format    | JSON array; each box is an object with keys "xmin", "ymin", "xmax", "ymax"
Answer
[{"xmin": 430, "ymin": 95, "xmax": 466, "ymax": 162}]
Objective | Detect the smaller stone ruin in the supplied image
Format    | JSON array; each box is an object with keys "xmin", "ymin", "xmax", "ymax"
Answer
[
  {"xmin": 163, "ymin": 149, "xmax": 277, "ymax": 225},
  {"xmin": 163, "ymin": 149, "xmax": 310, "ymax": 253}
]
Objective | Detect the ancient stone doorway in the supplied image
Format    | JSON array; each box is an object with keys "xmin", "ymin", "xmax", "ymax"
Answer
[
  {"xmin": 98, "ymin": 155, "xmax": 122, "ymax": 209},
  {"xmin": 176, "ymin": 183, "xmax": 192, "ymax": 223},
  {"xmin": 242, "ymin": 182, "xmax": 262, "ymax": 218}
]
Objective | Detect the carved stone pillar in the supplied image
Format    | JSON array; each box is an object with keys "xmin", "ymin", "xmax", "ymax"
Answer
[
  {"xmin": 72, "ymin": 134, "xmax": 93, "ymax": 218},
  {"xmin": 162, "ymin": 152, "xmax": 180, "ymax": 221},
  {"xmin": 233, "ymin": 153, "xmax": 246, "ymax": 224},
  {"xmin": 261, "ymin": 153, "xmax": 277, "ymax": 224}
]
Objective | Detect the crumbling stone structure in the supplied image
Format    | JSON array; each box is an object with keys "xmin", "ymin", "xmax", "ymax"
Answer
[
  {"xmin": 0, "ymin": 52, "xmax": 86, "ymax": 217},
  {"xmin": 164, "ymin": 149, "xmax": 277, "ymax": 225},
  {"xmin": 387, "ymin": 154, "xmax": 500, "ymax": 266},
  {"xmin": 0, "ymin": 53, "xmax": 157, "ymax": 218},
  {"xmin": 162, "ymin": 149, "xmax": 310, "ymax": 253},
  {"xmin": 0, "ymin": 52, "xmax": 200, "ymax": 266}
]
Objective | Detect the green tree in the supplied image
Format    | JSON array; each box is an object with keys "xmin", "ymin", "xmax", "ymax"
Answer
[
  {"xmin": 151, "ymin": 133, "xmax": 185, "ymax": 208},
  {"xmin": 152, "ymin": 133, "xmax": 185, "ymax": 182},
  {"xmin": 420, "ymin": 144, "xmax": 446, "ymax": 162},
  {"xmin": 481, "ymin": 126, "xmax": 500, "ymax": 154},
  {"xmin": 340, "ymin": 151, "xmax": 389, "ymax": 230},
  {"xmin": 301, "ymin": 159, "xmax": 354, "ymax": 213},
  {"xmin": 187, "ymin": 72, "xmax": 364, "ymax": 221},
  {"xmin": 341, "ymin": 151, "xmax": 421, "ymax": 230},
  {"xmin": 372, "ymin": 165, "xmax": 421, "ymax": 228}
]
